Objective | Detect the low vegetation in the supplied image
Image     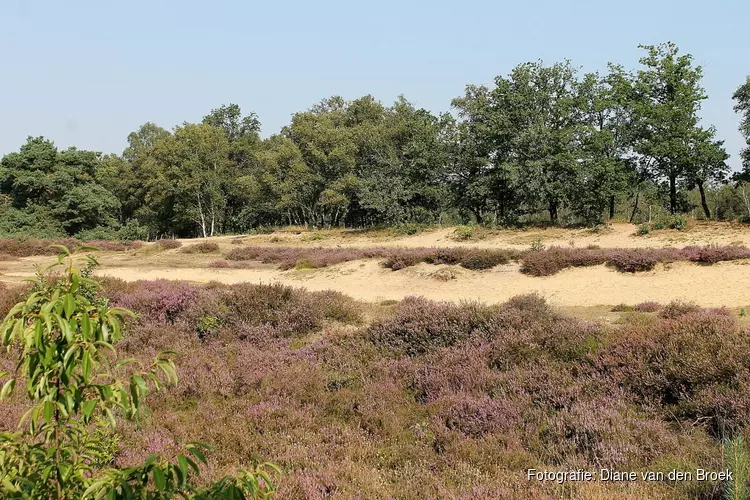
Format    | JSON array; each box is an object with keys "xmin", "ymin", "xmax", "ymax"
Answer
[
  {"xmin": 181, "ymin": 241, "xmax": 221, "ymax": 254},
  {"xmin": 1, "ymin": 268, "xmax": 745, "ymax": 498},
  {"xmin": 221, "ymin": 244, "xmax": 750, "ymax": 276},
  {"xmin": 0, "ymin": 248, "xmax": 278, "ymax": 498},
  {"xmin": 0, "ymin": 238, "xmax": 143, "ymax": 257}
]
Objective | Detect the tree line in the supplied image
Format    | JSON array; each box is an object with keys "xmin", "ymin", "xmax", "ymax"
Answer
[{"xmin": 2, "ymin": 42, "xmax": 750, "ymax": 240}]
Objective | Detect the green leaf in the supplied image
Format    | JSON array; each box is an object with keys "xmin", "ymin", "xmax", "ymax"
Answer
[
  {"xmin": 187, "ymin": 445, "xmax": 207, "ymax": 464},
  {"xmin": 178, "ymin": 455, "xmax": 189, "ymax": 485},
  {"xmin": 0, "ymin": 378, "xmax": 15, "ymax": 400},
  {"xmin": 82, "ymin": 350, "xmax": 92, "ymax": 381},
  {"xmin": 153, "ymin": 466, "xmax": 167, "ymax": 491},
  {"xmin": 81, "ymin": 400, "xmax": 97, "ymax": 421},
  {"xmin": 43, "ymin": 400, "xmax": 54, "ymax": 424},
  {"xmin": 63, "ymin": 293, "xmax": 76, "ymax": 318}
]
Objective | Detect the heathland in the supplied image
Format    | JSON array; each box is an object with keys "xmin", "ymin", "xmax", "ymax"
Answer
[{"xmin": 2, "ymin": 223, "xmax": 749, "ymax": 498}]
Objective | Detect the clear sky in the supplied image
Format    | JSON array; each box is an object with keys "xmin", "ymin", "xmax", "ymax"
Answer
[{"xmin": 1, "ymin": 0, "xmax": 748, "ymax": 169}]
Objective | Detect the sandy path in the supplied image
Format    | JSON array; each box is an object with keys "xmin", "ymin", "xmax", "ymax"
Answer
[{"xmin": 94, "ymin": 260, "xmax": 750, "ymax": 308}]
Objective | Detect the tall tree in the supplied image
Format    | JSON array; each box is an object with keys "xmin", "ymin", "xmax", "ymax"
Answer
[
  {"xmin": 0, "ymin": 138, "xmax": 120, "ymax": 235},
  {"xmin": 116, "ymin": 123, "xmax": 172, "ymax": 233},
  {"xmin": 573, "ymin": 68, "xmax": 637, "ymax": 223},
  {"xmin": 448, "ymin": 85, "xmax": 502, "ymax": 224},
  {"xmin": 683, "ymin": 127, "xmax": 730, "ymax": 219},
  {"xmin": 630, "ymin": 42, "xmax": 706, "ymax": 214},
  {"xmin": 493, "ymin": 61, "xmax": 581, "ymax": 224},
  {"xmin": 733, "ymin": 77, "xmax": 750, "ymax": 176},
  {"xmin": 203, "ymin": 104, "xmax": 263, "ymax": 232},
  {"xmin": 150, "ymin": 124, "xmax": 230, "ymax": 237}
]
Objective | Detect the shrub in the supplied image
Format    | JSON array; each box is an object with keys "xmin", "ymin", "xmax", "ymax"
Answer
[
  {"xmin": 682, "ymin": 244, "xmax": 750, "ymax": 264},
  {"xmin": 181, "ymin": 241, "xmax": 220, "ymax": 254},
  {"xmin": 118, "ymin": 220, "xmax": 150, "ymax": 241},
  {"xmin": 156, "ymin": 238, "xmax": 182, "ymax": 250},
  {"xmin": 672, "ymin": 215, "xmax": 688, "ymax": 230},
  {"xmin": 607, "ymin": 249, "xmax": 660, "ymax": 273},
  {"xmin": 530, "ymin": 238, "xmax": 546, "ymax": 252},
  {"xmin": 637, "ymin": 224, "xmax": 651, "ymax": 235},
  {"xmin": 382, "ymin": 249, "xmax": 434, "ymax": 270},
  {"xmin": 107, "ymin": 279, "xmax": 200, "ymax": 325},
  {"xmin": 395, "ymin": 222, "xmax": 423, "ymax": 235},
  {"xmin": 436, "ymin": 394, "xmax": 519, "ymax": 437},
  {"xmin": 368, "ymin": 297, "xmax": 494, "ymax": 356},
  {"xmin": 459, "ymin": 249, "xmax": 513, "ymax": 270},
  {"xmin": 658, "ymin": 300, "xmax": 701, "ymax": 319},
  {"xmin": 223, "ymin": 282, "xmax": 347, "ymax": 339},
  {"xmin": 87, "ymin": 240, "xmax": 143, "ymax": 252},
  {"xmin": 597, "ymin": 310, "xmax": 748, "ymax": 412},
  {"xmin": 452, "ymin": 225, "xmax": 475, "ymax": 241},
  {"xmin": 521, "ymin": 247, "xmax": 606, "ymax": 276},
  {"xmin": 611, "ymin": 304, "xmax": 634, "ymax": 312},
  {"xmin": 634, "ymin": 301, "xmax": 661, "ymax": 313},
  {"xmin": 76, "ymin": 226, "xmax": 120, "ymax": 241}
]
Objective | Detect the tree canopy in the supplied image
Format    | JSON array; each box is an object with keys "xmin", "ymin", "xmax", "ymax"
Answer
[{"xmin": 1, "ymin": 42, "xmax": 746, "ymax": 239}]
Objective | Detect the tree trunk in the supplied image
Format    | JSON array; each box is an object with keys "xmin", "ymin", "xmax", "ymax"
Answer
[
  {"xmin": 548, "ymin": 200, "xmax": 558, "ymax": 225},
  {"xmin": 472, "ymin": 208, "xmax": 483, "ymax": 225},
  {"xmin": 196, "ymin": 193, "xmax": 207, "ymax": 238},
  {"xmin": 669, "ymin": 175, "xmax": 677, "ymax": 215},
  {"xmin": 741, "ymin": 185, "xmax": 750, "ymax": 219},
  {"xmin": 609, "ymin": 195, "xmax": 616, "ymax": 220},
  {"xmin": 629, "ymin": 190, "xmax": 640, "ymax": 223},
  {"xmin": 697, "ymin": 181, "xmax": 711, "ymax": 219}
]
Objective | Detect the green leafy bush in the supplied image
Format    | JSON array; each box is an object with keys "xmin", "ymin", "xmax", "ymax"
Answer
[
  {"xmin": 672, "ymin": 215, "xmax": 688, "ymax": 230},
  {"xmin": 452, "ymin": 225, "xmax": 475, "ymax": 241}
]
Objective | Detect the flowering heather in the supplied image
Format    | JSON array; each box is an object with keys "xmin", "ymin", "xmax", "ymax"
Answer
[
  {"xmin": 521, "ymin": 246, "xmax": 608, "ymax": 276},
  {"xmin": 106, "ymin": 279, "xmax": 200, "ymax": 325},
  {"xmin": 634, "ymin": 301, "xmax": 661, "ymax": 312},
  {"xmin": 2, "ymin": 278, "xmax": 741, "ymax": 498},
  {"xmin": 225, "ymin": 246, "xmax": 392, "ymax": 269},
  {"xmin": 522, "ymin": 244, "xmax": 750, "ymax": 276},
  {"xmin": 225, "ymin": 245, "xmax": 519, "ymax": 271},
  {"xmin": 0, "ymin": 238, "xmax": 142, "ymax": 257},
  {"xmin": 606, "ymin": 248, "xmax": 662, "ymax": 273}
]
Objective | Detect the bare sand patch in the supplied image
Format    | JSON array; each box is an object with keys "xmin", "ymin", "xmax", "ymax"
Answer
[
  {"xmin": 196, "ymin": 222, "xmax": 750, "ymax": 251},
  {"xmin": 92, "ymin": 259, "xmax": 750, "ymax": 308},
  {"xmin": 3, "ymin": 224, "xmax": 750, "ymax": 308}
]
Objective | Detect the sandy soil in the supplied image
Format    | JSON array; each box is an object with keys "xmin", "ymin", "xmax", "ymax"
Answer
[
  {"xmin": 83, "ymin": 260, "xmax": 748, "ymax": 308},
  {"xmin": 204, "ymin": 221, "xmax": 750, "ymax": 250},
  {"xmin": 2, "ymin": 222, "xmax": 750, "ymax": 308}
]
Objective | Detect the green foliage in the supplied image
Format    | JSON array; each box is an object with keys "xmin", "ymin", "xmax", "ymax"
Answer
[
  {"xmin": 530, "ymin": 238, "xmax": 546, "ymax": 252},
  {"xmin": 452, "ymin": 225, "xmax": 475, "ymax": 241},
  {"xmin": 723, "ymin": 437, "xmax": 748, "ymax": 500},
  {"xmin": 637, "ymin": 223, "xmax": 651, "ymax": 235},
  {"xmin": 733, "ymin": 77, "xmax": 750, "ymax": 175},
  {"xmin": 0, "ymin": 46, "xmax": 739, "ymax": 236},
  {"xmin": 672, "ymin": 215, "xmax": 688, "ymax": 230},
  {"xmin": 196, "ymin": 315, "xmax": 221, "ymax": 340},
  {"xmin": 0, "ymin": 246, "xmax": 279, "ymax": 498}
]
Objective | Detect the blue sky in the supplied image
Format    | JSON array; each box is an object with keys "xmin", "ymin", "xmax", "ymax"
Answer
[{"xmin": 1, "ymin": 0, "xmax": 748, "ymax": 169}]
